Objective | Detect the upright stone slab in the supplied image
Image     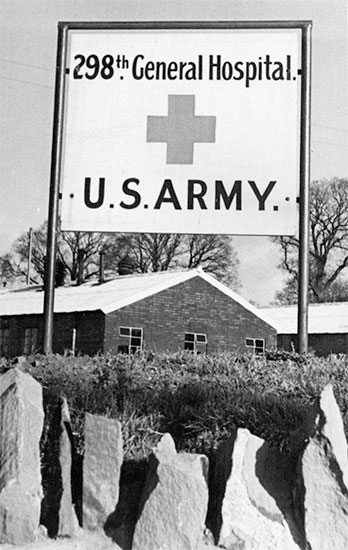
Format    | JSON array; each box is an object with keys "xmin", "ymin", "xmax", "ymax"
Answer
[
  {"xmin": 83, "ymin": 413, "xmax": 123, "ymax": 529},
  {"xmin": 0, "ymin": 368, "xmax": 44, "ymax": 544},
  {"xmin": 214, "ymin": 428, "xmax": 303, "ymax": 550},
  {"xmin": 132, "ymin": 433, "xmax": 209, "ymax": 550},
  {"xmin": 295, "ymin": 384, "xmax": 348, "ymax": 550},
  {"xmin": 58, "ymin": 397, "xmax": 80, "ymax": 536}
]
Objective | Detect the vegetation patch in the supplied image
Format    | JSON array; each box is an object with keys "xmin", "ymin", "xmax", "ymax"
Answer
[{"xmin": 2, "ymin": 351, "xmax": 348, "ymax": 461}]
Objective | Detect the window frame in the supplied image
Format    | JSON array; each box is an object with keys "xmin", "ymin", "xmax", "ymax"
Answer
[
  {"xmin": 184, "ymin": 332, "xmax": 208, "ymax": 353},
  {"xmin": 118, "ymin": 326, "xmax": 143, "ymax": 353},
  {"xmin": 245, "ymin": 337, "xmax": 265, "ymax": 354}
]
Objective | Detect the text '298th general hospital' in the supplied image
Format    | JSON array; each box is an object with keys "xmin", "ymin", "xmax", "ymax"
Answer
[{"xmin": 60, "ymin": 27, "xmax": 302, "ymax": 236}]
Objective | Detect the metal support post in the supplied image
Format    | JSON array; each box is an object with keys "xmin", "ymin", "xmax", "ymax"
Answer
[
  {"xmin": 297, "ymin": 23, "xmax": 312, "ymax": 353},
  {"xmin": 43, "ymin": 24, "xmax": 68, "ymax": 354}
]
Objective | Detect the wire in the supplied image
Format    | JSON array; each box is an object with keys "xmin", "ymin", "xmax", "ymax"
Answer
[
  {"xmin": 0, "ymin": 75, "xmax": 53, "ymax": 89},
  {"xmin": 0, "ymin": 58, "xmax": 53, "ymax": 72}
]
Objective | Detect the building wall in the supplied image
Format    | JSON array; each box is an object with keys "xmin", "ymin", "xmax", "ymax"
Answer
[
  {"xmin": 278, "ymin": 333, "xmax": 348, "ymax": 356},
  {"xmin": 0, "ymin": 311, "xmax": 104, "ymax": 357},
  {"xmin": 104, "ymin": 276, "xmax": 277, "ymax": 354},
  {"xmin": 73, "ymin": 311, "xmax": 105, "ymax": 356},
  {"xmin": 0, "ymin": 314, "xmax": 43, "ymax": 357}
]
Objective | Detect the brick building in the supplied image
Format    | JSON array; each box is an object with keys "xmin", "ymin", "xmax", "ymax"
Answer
[
  {"xmin": 0, "ymin": 269, "xmax": 277, "ymax": 357},
  {"xmin": 262, "ymin": 302, "xmax": 348, "ymax": 356}
]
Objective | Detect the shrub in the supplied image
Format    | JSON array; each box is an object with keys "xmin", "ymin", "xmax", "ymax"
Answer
[{"xmin": 2, "ymin": 350, "xmax": 348, "ymax": 460}]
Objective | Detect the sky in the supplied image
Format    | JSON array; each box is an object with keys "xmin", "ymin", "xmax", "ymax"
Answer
[{"xmin": 1, "ymin": 0, "xmax": 347, "ymax": 305}]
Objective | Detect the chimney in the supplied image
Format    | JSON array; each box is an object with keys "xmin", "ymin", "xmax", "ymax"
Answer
[
  {"xmin": 77, "ymin": 249, "xmax": 85, "ymax": 285},
  {"xmin": 55, "ymin": 258, "xmax": 66, "ymax": 287},
  {"xmin": 99, "ymin": 250, "xmax": 105, "ymax": 284},
  {"xmin": 118, "ymin": 255, "xmax": 136, "ymax": 276}
]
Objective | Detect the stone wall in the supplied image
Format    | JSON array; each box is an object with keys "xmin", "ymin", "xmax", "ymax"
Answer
[{"xmin": 0, "ymin": 368, "xmax": 348, "ymax": 549}]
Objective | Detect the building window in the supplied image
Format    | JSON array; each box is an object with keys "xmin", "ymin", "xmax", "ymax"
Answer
[
  {"xmin": 245, "ymin": 338, "xmax": 265, "ymax": 354},
  {"xmin": 22, "ymin": 327, "xmax": 39, "ymax": 355},
  {"xmin": 184, "ymin": 332, "xmax": 207, "ymax": 353},
  {"xmin": 118, "ymin": 326, "xmax": 143, "ymax": 353},
  {"xmin": 0, "ymin": 328, "xmax": 9, "ymax": 355}
]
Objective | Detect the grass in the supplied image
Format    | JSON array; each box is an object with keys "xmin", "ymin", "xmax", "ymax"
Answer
[{"xmin": 2, "ymin": 350, "xmax": 348, "ymax": 460}]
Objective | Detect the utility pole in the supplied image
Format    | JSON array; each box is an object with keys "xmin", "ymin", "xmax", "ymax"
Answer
[{"xmin": 27, "ymin": 227, "xmax": 33, "ymax": 285}]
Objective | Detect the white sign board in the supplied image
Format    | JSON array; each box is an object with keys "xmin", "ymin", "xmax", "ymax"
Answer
[{"xmin": 60, "ymin": 24, "xmax": 302, "ymax": 235}]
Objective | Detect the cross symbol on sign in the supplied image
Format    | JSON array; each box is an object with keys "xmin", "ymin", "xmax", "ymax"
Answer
[{"xmin": 147, "ymin": 95, "xmax": 216, "ymax": 164}]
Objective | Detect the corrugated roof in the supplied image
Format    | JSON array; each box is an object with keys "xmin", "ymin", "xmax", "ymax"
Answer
[
  {"xmin": 0, "ymin": 269, "xmax": 275, "ymax": 327},
  {"xmin": 261, "ymin": 302, "xmax": 348, "ymax": 334}
]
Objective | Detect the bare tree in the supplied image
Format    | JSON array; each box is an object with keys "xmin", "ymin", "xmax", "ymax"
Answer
[
  {"xmin": 1, "ymin": 222, "xmax": 240, "ymax": 290},
  {"xmin": 58, "ymin": 229, "xmax": 106, "ymax": 281},
  {"xmin": 104, "ymin": 233, "xmax": 183, "ymax": 273},
  {"xmin": 0, "ymin": 221, "xmax": 107, "ymax": 284},
  {"xmin": 104, "ymin": 232, "xmax": 240, "ymax": 288},
  {"xmin": 0, "ymin": 225, "xmax": 47, "ymax": 284},
  {"xmin": 183, "ymin": 234, "xmax": 240, "ymax": 288},
  {"xmin": 275, "ymin": 178, "xmax": 348, "ymax": 303}
]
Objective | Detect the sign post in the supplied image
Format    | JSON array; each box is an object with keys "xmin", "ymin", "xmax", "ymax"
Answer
[
  {"xmin": 298, "ymin": 23, "xmax": 312, "ymax": 353},
  {"xmin": 43, "ymin": 24, "xmax": 68, "ymax": 354},
  {"xmin": 44, "ymin": 21, "xmax": 311, "ymax": 353}
]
